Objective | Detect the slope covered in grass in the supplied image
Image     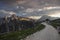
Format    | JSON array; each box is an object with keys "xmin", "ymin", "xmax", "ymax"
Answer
[
  {"xmin": 50, "ymin": 19, "xmax": 60, "ymax": 29},
  {"xmin": 0, "ymin": 23, "xmax": 45, "ymax": 40}
]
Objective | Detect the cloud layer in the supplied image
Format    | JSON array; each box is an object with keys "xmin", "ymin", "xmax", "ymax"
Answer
[{"xmin": 0, "ymin": 0, "xmax": 60, "ymax": 17}]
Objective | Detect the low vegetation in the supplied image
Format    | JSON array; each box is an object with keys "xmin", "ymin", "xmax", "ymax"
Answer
[
  {"xmin": 50, "ymin": 19, "xmax": 60, "ymax": 29},
  {"xmin": 0, "ymin": 23, "xmax": 45, "ymax": 40}
]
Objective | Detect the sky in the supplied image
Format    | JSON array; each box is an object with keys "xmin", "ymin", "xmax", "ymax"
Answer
[{"xmin": 0, "ymin": 0, "xmax": 60, "ymax": 18}]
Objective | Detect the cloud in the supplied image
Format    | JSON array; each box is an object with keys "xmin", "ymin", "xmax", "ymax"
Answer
[
  {"xmin": 0, "ymin": 0, "xmax": 60, "ymax": 10},
  {"xmin": 1, "ymin": 0, "xmax": 60, "ymax": 8},
  {"xmin": 0, "ymin": 10, "xmax": 16, "ymax": 17},
  {"xmin": 16, "ymin": 0, "xmax": 60, "ymax": 8},
  {"xmin": 22, "ymin": 6, "xmax": 60, "ymax": 17},
  {"xmin": 25, "ymin": 8, "xmax": 34, "ymax": 13},
  {"xmin": 0, "ymin": 10, "xmax": 16, "ymax": 14},
  {"xmin": 49, "ymin": 12, "xmax": 60, "ymax": 17},
  {"xmin": 0, "ymin": 0, "xmax": 60, "ymax": 17}
]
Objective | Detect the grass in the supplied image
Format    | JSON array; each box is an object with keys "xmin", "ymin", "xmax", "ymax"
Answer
[
  {"xmin": 50, "ymin": 22, "xmax": 57, "ymax": 29},
  {"xmin": 0, "ymin": 23, "xmax": 45, "ymax": 40},
  {"xmin": 50, "ymin": 21, "xmax": 60, "ymax": 29}
]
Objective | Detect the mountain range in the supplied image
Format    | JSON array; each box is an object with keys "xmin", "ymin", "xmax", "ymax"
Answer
[{"xmin": 37, "ymin": 15, "xmax": 60, "ymax": 22}]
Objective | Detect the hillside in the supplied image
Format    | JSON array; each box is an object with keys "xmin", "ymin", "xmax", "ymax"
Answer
[{"xmin": 50, "ymin": 18, "xmax": 60, "ymax": 29}]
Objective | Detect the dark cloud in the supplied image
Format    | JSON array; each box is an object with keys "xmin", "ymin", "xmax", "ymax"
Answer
[
  {"xmin": 0, "ymin": 0, "xmax": 60, "ymax": 17},
  {"xmin": 0, "ymin": 0, "xmax": 60, "ymax": 8},
  {"xmin": 0, "ymin": 0, "xmax": 60, "ymax": 5},
  {"xmin": 0, "ymin": 0, "xmax": 16, "ymax": 5},
  {"xmin": 0, "ymin": 0, "xmax": 15, "ymax": 2}
]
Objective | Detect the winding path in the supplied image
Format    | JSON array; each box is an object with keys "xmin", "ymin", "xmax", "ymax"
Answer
[{"xmin": 25, "ymin": 22, "xmax": 60, "ymax": 40}]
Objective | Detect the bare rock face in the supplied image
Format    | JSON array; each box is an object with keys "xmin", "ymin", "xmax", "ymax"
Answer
[{"xmin": 0, "ymin": 15, "xmax": 35, "ymax": 33}]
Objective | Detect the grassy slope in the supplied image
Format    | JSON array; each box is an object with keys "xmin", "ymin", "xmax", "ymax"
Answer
[
  {"xmin": 0, "ymin": 23, "xmax": 45, "ymax": 40},
  {"xmin": 50, "ymin": 19, "xmax": 60, "ymax": 29}
]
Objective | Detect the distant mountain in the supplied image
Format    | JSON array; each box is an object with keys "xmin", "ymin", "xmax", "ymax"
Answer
[{"xmin": 37, "ymin": 15, "xmax": 59, "ymax": 22}]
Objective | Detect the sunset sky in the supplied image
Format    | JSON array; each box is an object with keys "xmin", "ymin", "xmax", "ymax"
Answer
[{"xmin": 0, "ymin": 0, "xmax": 60, "ymax": 18}]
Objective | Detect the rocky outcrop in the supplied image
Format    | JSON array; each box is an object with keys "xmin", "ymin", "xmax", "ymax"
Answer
[{"xmin": 0, "ymin": 15, "xmax": 35, "ymax": 33}]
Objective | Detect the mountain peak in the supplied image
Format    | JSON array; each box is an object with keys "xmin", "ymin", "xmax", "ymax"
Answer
[{"xmin": 37, "ymin": 15, "xmax": 59, "ymax": 22}]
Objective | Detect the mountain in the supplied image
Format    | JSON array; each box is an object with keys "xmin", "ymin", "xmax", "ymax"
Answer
[
  {"xmin": 0, "ymin": 14, "xmax": 35, "ymax": 33},
  {"xmin": 37, "ymin": 15, "xmax": 59, "ymax": 22}
]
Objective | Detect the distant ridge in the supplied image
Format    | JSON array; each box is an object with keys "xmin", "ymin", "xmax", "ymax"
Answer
[{"xmin": 37, "ymin": 15, "xmax": 60, "ymax": 22}]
